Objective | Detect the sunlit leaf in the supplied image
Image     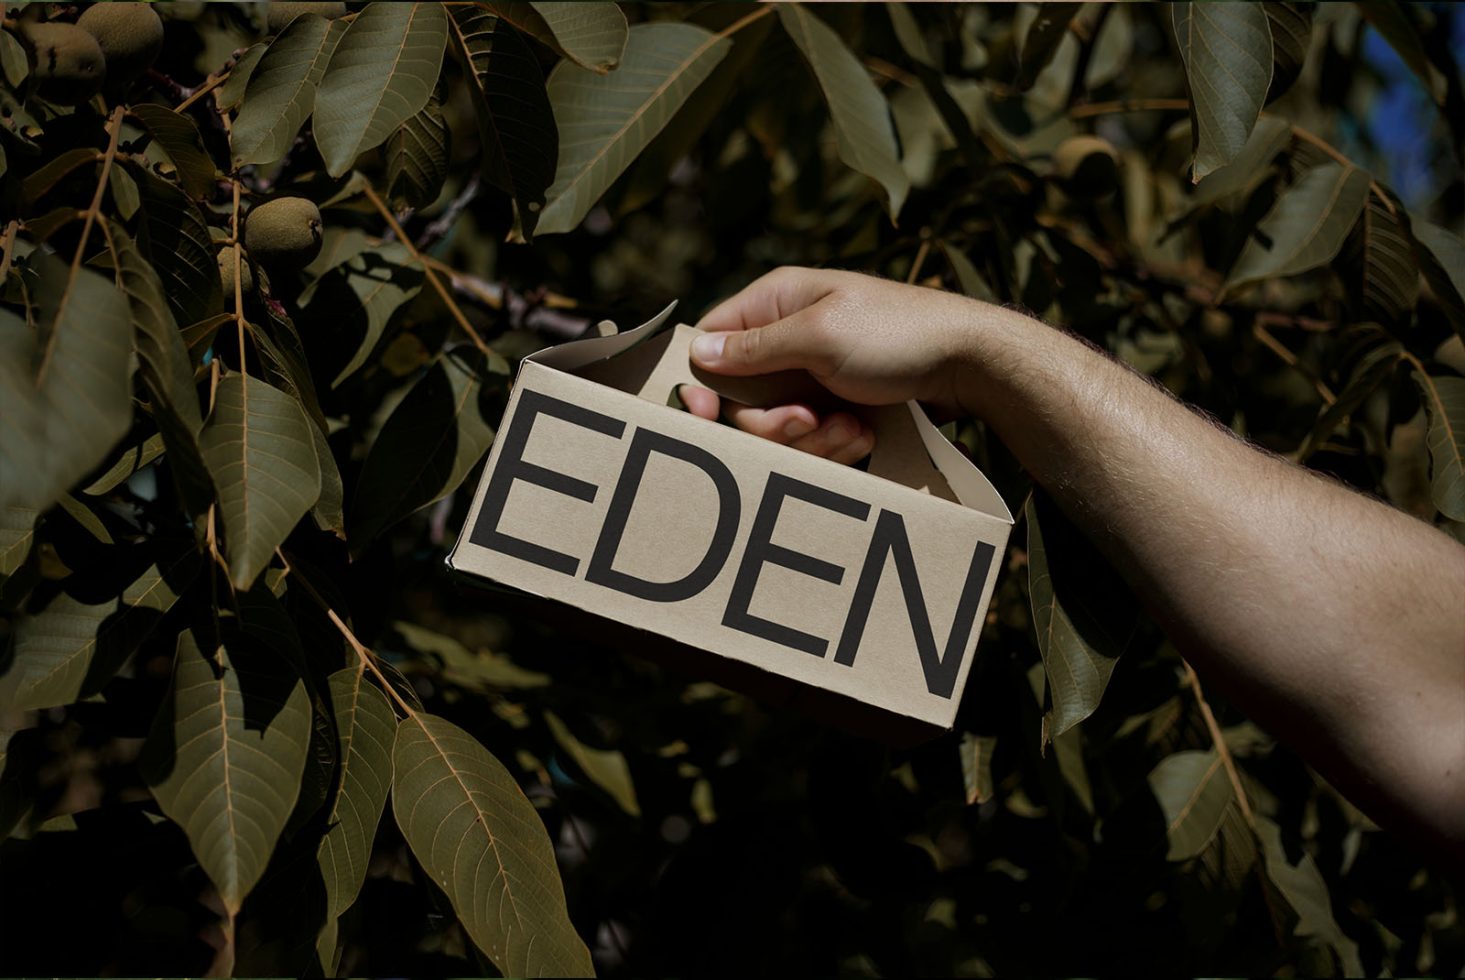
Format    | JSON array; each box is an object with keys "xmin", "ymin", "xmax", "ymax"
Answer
[
  {"xmin": 1414, "ymin": 371, "xmax": 1465, "ymax": 521},
  {"xmin": 0, "ymin": 253, "xmax": 132, "ymax": 515},
  {"xmin": 142, "ymin": 626, "xmax": 312, "ymax": 914},
  {"xmin": 448, "ymin": 6, "xmax": 555, "ymax": 233},
  {"xmin": 350, "ymin": 349, "xmax": 500, "ymax": 551},
  {"xmin": 201, "ymin": 371, "xmax": 323, "ymax": 590},
  {"xmin": 130, "ymin": 103, "xmax": 217, "ymax": 201},
  {"xmin": 545, "ymin": 710, "xmax": 640, "ymax": 817},
  {"xmin": 780, "ymin": 4, "xmax": 909, "ymax": 219},
  {"xmin": 318, "ymin": 667, "xmax": 396, "ymax": 925},
  {"xmin": 231, "ymin": 14, "xmax": 344, "ymax": 168},
  {"xmin": 1171, "ymin": 2, "xmax": 1272, "ymax": 180},
  {"xmin": 485, "ymin": 0, "xmax": 627, "ymax": 73},
  {"xmin": 393, "ymin": 712, "xmax": 594, "ymax": 976},
  {"xmin": 313, "ymin": 2, "xmax": 448, "ymax": 177},
  {"xmin": 1026, "ymin": 491, "xmax": 1139, "ymax": 739},
  {"xmin": 4, "ymin": 552, "xmax": 196, "ymax": 711},
  {"xmin": 1226, "ymin": 162, "xmax": 1371, "ymax": 291},
  {"xmin": 538, "ymin": 23, "xmax": 730, "ymax": 235},
  {"xmin": 385, "ymin": 91, "xmax": 450, "ymax": 211},
  {"xmin": 1148, "ymin": 749, "xmax": 1233, "ymax": 861}
]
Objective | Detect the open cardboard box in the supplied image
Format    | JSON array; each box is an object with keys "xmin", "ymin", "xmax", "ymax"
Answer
[{"xmin": 448, "ymin": 304, "xmax": 1014, "ymax": 742}]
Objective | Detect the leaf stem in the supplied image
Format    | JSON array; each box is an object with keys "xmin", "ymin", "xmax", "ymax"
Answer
[
  {"xmin": 1068, "ymin": 97, "xmax": 1189, "ymax": 119},
  {"xmin": 230, "ymin": 180, "xmax": 246, "ymax": 370},
  {"xmin": 1182, "ymin": 660, "xmax": 1256, "ymax": 829},
  {"xmin": 177, "ymin": 70, "xmax": 228, "ymax": 113},
  {"xmin": 1252, "ymin": 321, "xmax": 1337, "ymax": 406},
  {"xmin": 361, "ymin": 183, "xmax": 500, "ymax": 364},
  {"xmin": 713, "ymin": 4, "xmax": 774, "ymax": 40}
]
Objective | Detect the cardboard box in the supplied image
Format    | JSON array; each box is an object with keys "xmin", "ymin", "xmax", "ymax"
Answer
[{"xmin": 448, "ymin": 305, "xmax": 1014, "ymax": 740}]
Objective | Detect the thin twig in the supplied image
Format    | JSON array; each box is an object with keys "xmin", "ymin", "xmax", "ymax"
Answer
[
  {"xmin": 1183, "ymin": 661, "xmax": 1257, "ymax": 829},
  {"xmin": 0, "ymin": 220, "xmax": 17, "ymax": 285},
  {"xmin": 177, "ymin": 70, "xmax": 228, "ymax": 113},
  {"xmin": 361, "ymin": 183, "xmax": 499, "ymax": 361},
  {"xmin": 1252, "ymin": 321, "xmax": 1336, "ymax": 405},
  {"xmin": 906, "ymin": 237, "xmax": 932, "ymax": 284},
  {"xmin": 230, "ymin": 180, "xmax": 246, "ymax": 368},
  {"xmin": 713, "ymin": 3, "xmax": 774, "ymax": 40},
  {"xmin": 1068, "ymin": 97, "xmax": 1189, "ymax": 119}
]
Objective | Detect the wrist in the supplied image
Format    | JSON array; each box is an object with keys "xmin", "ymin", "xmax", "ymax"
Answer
[{"xmin": 943, "ymin": 301, "xmax": 1045, "ymax": 420}]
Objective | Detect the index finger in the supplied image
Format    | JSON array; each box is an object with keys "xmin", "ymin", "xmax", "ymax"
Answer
[{"xmin": 696, "ymin": 266, "xmax": 837, "ymax": 333}]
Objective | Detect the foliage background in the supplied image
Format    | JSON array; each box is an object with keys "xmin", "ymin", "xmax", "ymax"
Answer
[{"xmin": 1, "ymin": 1, "xmax": 1463, "ymax": 977}]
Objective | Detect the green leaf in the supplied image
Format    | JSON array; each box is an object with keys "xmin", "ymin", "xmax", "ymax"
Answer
[
  {"xmin": 1357, "ymin": 1, "xmax": 1445, "ymax": 103},
  {"xmin": 129, "ymin": 103, "xmax": 217, "ymax": 201},
  {"xmin": 959, "ymin": 732, "xmax": 997, "ymax": 805},
  {"xmin": 780, "ymin": 4, "xmax": 909, "ymax": 219},
  {"xmin": 142, "ymin": 626, "xmax": 313, "ymax": 915},
  {"xmin": 1341, "ymin": 194, "xmax": 1418, "ymax": 327},
  {"xmin": 84, "ymin": 434, "xmax": 164, "ymax": 495},
  {"xmin": 545, "ymin": 710, "xmax": 640, "ymax": 817},
  {"xmin": 230, "ymin": 14, "xmax": 344, "ymax": 168},
  {"xmin": 1410, "ymin": 218, "xmax": 1465, "ymax": 334},
  {"xmin": 350, "ymin": 350, "xmax": 500, "ymax": 551},
  {"xmin": 1186, "ymin": 115, "xmax": 1292, "ymax": 211},
  {"xmin": 1226, "ymin": 162, "xmax": 1371, "ymax": 291},
  {"xmin": 393, "ymin": 712, "xmax": 593, "ymax": 977},
  {"xmin": 1026, "ymin": 491, "xmax": 1139, "ymax": 739},
  {"xmin": 1015, "ymin": 2, "xmax": 1081, "ymax": 91},
  {"xmin": 448, "ymin": 6, "xmax": 555, "ymax": 233},
  {"xmin": 1256, "ymin": 816, "xmax": 1364, "ymax": 975},
  {"xmin": 385, "ymin": 91, "xmax": 450, "ymax": 211},
  {"xmin": 218, "ymin": 42, "xmax": 267, "ymax": 109},
  {"xmin": 131, "ymin": 163, "xmax": 224, "ymax": 327},
  {"xmin": 1296, "ymin": 337, "xmax": 1401, "ymax": 461},
  {"xmin": 0, "ymin": 253, "xmax": 132, "ymax": 515},
  {"xmin": 201, "ymin": 371, "xmax": 323, "ymax": 590},
  {"xmin": 1264, "ymin": 3, "xmax": 1312, "ymax": 102},
  {"xmin": 485, "ymin": 1, "xmax": 628, "ymax": 73},
  {"xmin": 1, "ymin": 28, "xmax": 28, "ymax": 87},
  {"xmin": 318, "ymin": 667, "xmax": 396, "ymax": 923},
  {"xmin": 4, "ymin": 552, "xmax": 196, "ymax": 711},
  {"xmin": 538, "ymin": 22, "xmax": 730, "ymax": 235},
  {"xmin": 300, "ymin": 242, "xmax": 424, "ymax": 387},
  {"xmin": 1171, "ymin": 2, "xmax": 1273, "ymax": 180},
  {"xmin": 939, "ymin": 240, "xmax": 996, "ymax": 302},
  {"xmin": 313, "ymin": 2, "xmax": 449, "ymax": 177},
  {"xmin": 1148, "ymin": 749, "xmax": 1233, "ymax": 861},
  {"xmin": 1413, "ymin": 371, "xmax": 1465, "ymax": 521},
  {"xmin": 394, "ymin": 621, "xmax": 550, "ymax": 692},
  {"xmin": 885, "ymin": 3, "xmax": 935, "ymax": 69},
  {"xmin": 0, "ymin": 504, "xmax": 37, "ymax": 578},
  {"xmin": 20, "ymin": 146, "xmax": 101, "ymax": 211}
]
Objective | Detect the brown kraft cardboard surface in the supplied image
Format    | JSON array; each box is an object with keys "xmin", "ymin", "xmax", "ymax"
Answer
[{"xmin": 448, "ymin": 304, "xmax": 1014, "ymax": 738}]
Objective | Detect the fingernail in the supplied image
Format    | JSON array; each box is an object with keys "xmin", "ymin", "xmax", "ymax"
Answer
[
  {"xmin": 691, "ymin": 333, "xmax": 724, "ymax": 363},
  {"xmin": 784, "ymin": 416, "xmax": 816, "ymax": 439}
]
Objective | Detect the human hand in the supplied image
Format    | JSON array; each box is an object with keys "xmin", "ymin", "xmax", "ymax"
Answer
[{"xmin": 681, "ymin": 267, "xmax": 1002, "ymax": 462}]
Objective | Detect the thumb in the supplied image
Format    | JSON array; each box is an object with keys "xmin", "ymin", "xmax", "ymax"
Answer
[{"xmin": 689, "ymin": 309, "xmax": 833, "ymax": 377}]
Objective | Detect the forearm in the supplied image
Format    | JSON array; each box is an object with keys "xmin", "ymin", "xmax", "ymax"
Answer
[{"xmin": 955, "ymin": 307, "xmax": 1465, "ymax": 854}]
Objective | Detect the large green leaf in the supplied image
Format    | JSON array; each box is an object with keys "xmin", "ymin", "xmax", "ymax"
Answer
[
  {"xmin": 318, "ymin": 667, "xmax": 396, "ymax": 923},
  {"xmin": 1015, "ymin": 2, "xmax": 1082, "ymax": 91},
  {"xmin": 1148, "ymin": 749, "xmax": 1234, "ymax": 861},
  {"xmin": 313, "ymin": 2, "xmax": 448, "ymax": 177},
  {"xmin": 3, "ymin": 552, "xmax": 196, "ymax": 711},
  {"xmin": 1026, "ymin": 492, "xmax": 1139, "ymax": 739},
  {"xmin": 1226, "ymin": 162, "xmax": 1371, "ymax": 291},
  {"xmin": 142, "ymin": 627, "xmax": 312, "ymax": 915},
  {"xmin": 485, "ymin": 1, "xmax": 628, "ymax": 73},
  {"xmin": 350, "ymin": 350, "xmax": 500, "ymax": 551},
  {"xmin": 538, "ymin": 22, "xmax": 730, "ymax": 235},
  {"xmin": 300, "ymin": 242, "xmax": 424, "ymax": 387},
  {"xmin": 447, "ymin": 6, "xmax": 555, "ymax": 233},
  {"xmin": 780, "ymin": 4, "xmax": 909, "ymax": 219},
  {"xmin": 201, "ymin": 371, "xmax": 323, "ymax": 590},
  {"xmin": 1410, "ymin": 218, "xmax": 1465, "ymax": 334},
  {"xmin": 1171, "ymin": 3, "xmax": 1273, "ymax": 180},
  {"xmin": 393, "ymin": 712, "xmax": 593, "ymax": 977},
  {"xmin": 385, "ymin": 91, "xmax": 450, "ymax": 211},
  {"xmin": 1414, "ymin": 371, "xmax": 1465, "ymax": 521},
  {"xmin": 0, "ymin": 253, "xmax": 132, "ymax": 515},
  {"xmin": 231, "ymin": 14, "xmax": 344, "ymax": 168},
  {"xmin": 1185, "ymin": 115, "xmax": 1291, "ymax": 212},
  {"xmin": 131, "ymin": 163, "xmax": 224, "ymax": 327},
  {"xmin": 129, "ymin": 103, "xmax": 216, "ymax": 201}
]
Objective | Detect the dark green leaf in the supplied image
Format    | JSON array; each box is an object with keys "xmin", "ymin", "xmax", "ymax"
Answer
[
  {"xmin": 3, "ymin": 552, "xmax": 196, "ymax": 711},
  {"xmin": 385, "ymin": 91, "xmax": 450, "ymax": 211},
  {"xmin": 1256, "ymin": 816, "xmax": 1364, "ymax": 975},
  {"xmin": 0, "ymin": 253, "xmax": 132, "ymax": 515},
  {"xmin": 1414, "ymin": 371, "xmax": 1465, "ymax": 521},
  {"xmin": 350, "ymin": 350, "xmax": 499, "ymax": 550},
  {"xmin": 231, "ymin": 14, "xmax": 344, "ymax": 168},
  {"xmin": 1226, "ymin": 162, "xmax": 1371, "ymax": 291},
  {"xmin": 448, "ymin": 6, "xmax": 555, "ymax": 233},
  {"xmin": 1341, "ymin": 194, "xmax": 1418, "ymax": 327},
  {"xmin": 313, "ymin": 2, "xmax": 449, "ymax": 177},
  {"xmin": 485, "ymin": 0, "xmax": 628, "ymax": 73},
  {"xmin": 131, "ymin": 163, "xmax": 224, "ymax": 327},
  {"xmin": 1296, "ymin": 337, "xmax": 1401, "ymax": 461},
  {"xmin": 1148, "ymin": 749, "xmax": 1233, "ymax": 861},
  {"xmin": 300, "ymin": 242, "xmax": 424, "ymax": 387},
  {"xmin": 1015, "ymin": 2, "xmax": 1081, "ymax": 91},
  {"xmin": 130, "ymin": 103, "xmax": 217, "ymax": 201},
  {"xmin": 1186, "ymin": 115, "xmax": 1291, "ymax": 211},
  {"xmin": 1410, "ymin": 218, "xmax": 1465, "ymax": 334},
  {"xmin": 780, "ymin": 4, "xmax": 909, "ymax": 219},
  {"xmin": 218, "ymin": 42, "xmax": 268, "ymax": 109},
  {"xmin": 110, "ymin": 224, "xmax": 203, "ymax": 436},
  {"xmin": 20, "ymin": 146, "xmax": 100, "ymax": 210},
  {"xmin": 940, "ymin": 240, "xmax": 996, "ymax": 302},
  {"xmin": 1264, "ymin": 3, "xmax": 1311, "ymax": 102},
  {"xmin": 393, "ymin": 712, "xmax": 594, "ymax": 976},
  {"xmin": 1171, "ymin": 2, "xmax": 1273, "ymax": 180},
  {"xmin": 142, "ymin": 626, "xmax": 313, "ymax": 915},
  {"xmin": 201, "ymin": 371, "xmax": 323, "ymax": 590},
  {"xmin": 1026, "ymin": 491, "xmax": 1139, "ymax": 739},
  {"xmin": 0, "ymin": 504, "xmax": 37, "ymax": 578}
]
